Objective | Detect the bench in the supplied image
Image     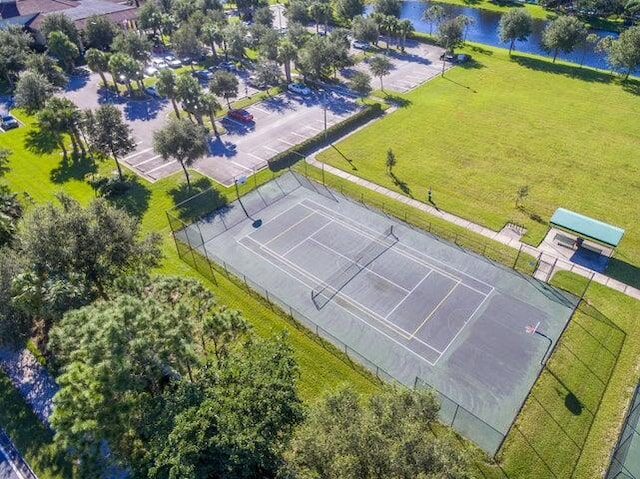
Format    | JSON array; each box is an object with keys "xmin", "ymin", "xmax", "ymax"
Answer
[{"xmin": 554, "ymin": 233, "xmax": 575, "ymax": 249}]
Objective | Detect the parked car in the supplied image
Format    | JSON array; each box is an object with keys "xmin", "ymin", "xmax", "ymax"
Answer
[
  {"xmin": 164, "ymin": 55, "xmax": 182, "ymax": 68},
  {"xmin": 144, "ymin": 66, "xmax": 159, "ymax": 77},
  {"xmin": 0, "ymin": 114, "xmax": 19, "ymax": 130},
  {"xmin": 227, "ymin": 109, "xmax": 254, "ymax": 123},
  {"xmin": 439, "ymin": 52, "xmax": 455, "ymax": 62},
  {"xmin": 152, "ymin": 58, "xmax": 169, "ymax": 69},
  {"xmin": 352, "ymin": 40, "xmax": 370, "ymax": 50},
  {"xmin": 288, "ymin": 82, "xmax": 312, "ymax": 96},
  {"xmin": 247, "ymin": 75, "xmax": 267, "ymax": 88},
  {"xmin": 194, "ymin": 69, "xmax": 214, "ymax": 81},
  {"xmin": 456, "ymin": 54, "xmax": 470, "ymax": 63}
]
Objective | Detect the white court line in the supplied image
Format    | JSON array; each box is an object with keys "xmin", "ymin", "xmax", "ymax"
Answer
[
  {"xmin": 243, "ymin": 200, "xmax": 308, "ymax": 243},
  {"xmin": 384, "ymin": 270, "xmax": 433, "ymax": 320},
  {"xmin": 264, "ymin": 209, "xmax": 319, "ymax": 247},
  {"xmin": 124, "ymin": 147, "xmax": 152, "ymax": 160},
  {"xmin": 237, "ymin": 237, "xmax": 440, "ymax": 364},
  {"xmin": 134, "ymin": 154, "xmax": 162, "ymax": 166},
  {"xmin": 434, "ymin": 290, "xmax": 493, "ymax": 366},
  {"xmin": 281, "ymin": 220, "xmax": 334, "ymax": 256},
  {"xmin": 306, "ymin": 237, "xmax": 410, "ymax": 294},
  {"xmin": 409, "ymin": 282, "xmax": 461, "ymax": 339},
  {"xmin": 0, "ymin": 443, "xmax": 25, "ymax": 479},
  {"xmin": 303, "ymin": 198, "xmax": 495, "ymax": 295},
  {"xmin": 146, "ymin": 160, "xmax": 176, "ymax": 174},
  {"xmin": 251, "ymin": 232, "xmax": 447, "ymax": 356}
]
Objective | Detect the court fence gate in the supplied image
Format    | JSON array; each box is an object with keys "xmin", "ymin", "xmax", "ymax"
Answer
[{"xmin": 166, "ymin": 167, "xmax": 592, "ymax": 457}]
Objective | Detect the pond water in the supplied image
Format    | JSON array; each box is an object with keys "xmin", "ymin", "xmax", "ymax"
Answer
[{"xmin": 367, "ymin": 0, "xmax": 619, "ymax": 70}]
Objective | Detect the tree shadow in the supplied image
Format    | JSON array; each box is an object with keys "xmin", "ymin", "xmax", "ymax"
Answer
[
  {"xmin": 50, "ymin": 153, "xmax": 97, "ymax": 184},
  {"xmin": 24, "ymin": 129, "xmax": 59, "ymax": 156},
  {"xmin": 468, "ymin": 44, "xmax": 494, "ymax": 56},
  {"xmin": 330, "ymin": 145, "xmax": 357, "ymax": 170},
  {"xmin": 168, "ymin": 177, "xmax": 226, "ymax": 222},
  {"xmin": 390, "ymin": 172, "xmax": 412, "ymax": 197},
  {"xmin": 107, "ymin": 175, "xmax": 152, "ymax": 219},
  {"xmin": 379, "ymin": 92, "xmax": 412, "ymax": 108}
]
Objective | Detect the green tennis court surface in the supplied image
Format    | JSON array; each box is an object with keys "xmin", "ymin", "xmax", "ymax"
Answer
[
  {"xmin": 607, "ymin": 382, "xmax": 640, "ymax": 479},
  {"xmin": 174, "ymin": 172, "xmax": 578, "ymax": 453}
]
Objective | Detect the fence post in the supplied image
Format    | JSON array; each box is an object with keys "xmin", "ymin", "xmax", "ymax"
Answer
[
  {"xmin": 321, "ymin": 162, "xmax": 325, "ymax": 185},
  {"xmin": 451, "ymin": 404, "xmax": 459, "ymax": 427},
  {"xmin": 514, "ymin": 243, "xmax": 523, "ymax": 269},
  {"xmin": 546, "ymin": 258, "xmax": 558, "ymax": 283},
  {"xmin": 581, "ymin": 272, "xmax": 594, "ymax": 300}
]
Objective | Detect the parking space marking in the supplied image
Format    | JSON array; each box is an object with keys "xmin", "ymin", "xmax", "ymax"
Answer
[
  {"xmin": 147, "ymin": 160, "xmax": 176, "ymax": 175},
  {"xmin": 229, "ymin": 160, "xmax": 254, "ymax": 172},
  {"xmin": 134, "ymin": 154, "xmax": 162, "ymax": 166},
  {"xmin": 125, "ymin": 148, "xmax": 153, "ymax": 160},
  {"xmin": 304, "ymin": 125, "xmax": 321, "ymax": 132},
  {"xmin": 291, "ymin": 131, "xmax": 307, "ymax": 138},
  {"xmin": 248, "ymin": 152, "xmax": 266, "ymax": 161},
  {"xmin": 278, "ymin": 138, "xmax": 295, "ymax": 146},
  {"xmin": 263, "ymin": 145, "xmax": 280, "ymax": 153},
  {"xmin": 224, "ymin": 117, "xmax": 247, "ymax": 128},
  {"xmin": 250, "ymin": 106, "xmax": 270, "ymax": 114}
]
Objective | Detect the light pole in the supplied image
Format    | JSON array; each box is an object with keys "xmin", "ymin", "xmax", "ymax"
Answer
[
  {"xmin": 323, "ymin": 91, "xmax": 328, "ymax": 140},
  {"xmin": 234, "ymin": 175, "xmax": 251, "ymax": 219}
]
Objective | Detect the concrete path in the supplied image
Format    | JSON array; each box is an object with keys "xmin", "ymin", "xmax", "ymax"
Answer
[{"xmin": 306, "ymin": 156, "xmax": 640, "ymax": 301}]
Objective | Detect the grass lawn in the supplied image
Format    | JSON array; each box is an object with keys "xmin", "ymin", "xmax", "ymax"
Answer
[
  {"xmin": 498, "ymin": 272, "xmax": 640, "ymax": 478},
  {"xmin": 0, "ymin": 111, "xmax": 379, "ymax": 476},
  {"xmin": 317, "ymin": 44, "xmax": 640, "ymax": 287}
]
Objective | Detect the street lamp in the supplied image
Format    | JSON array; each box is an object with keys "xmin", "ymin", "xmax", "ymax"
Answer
[{"xmin": 234, "ymin": 175, "xmax": 262, "ymax": 227}]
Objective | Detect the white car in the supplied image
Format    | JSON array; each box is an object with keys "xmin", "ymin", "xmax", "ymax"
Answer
[
  {"xmin": 152, "ymin": 58, "xmax": 169, "ymax": 69},
  {"xmin": 144, "ymin": 66, "xmax": 158, "ymax": 77},
  {"xmin": 164, "ymin": 55, "xmax": 182, "ymax": 68},
  {"xmin": 288, "ymin": 82, "xmax": 312, "ymax": 96},
  {"xmin": 352, "ymin": 40, "xmax": 370, "ymax": 50}
]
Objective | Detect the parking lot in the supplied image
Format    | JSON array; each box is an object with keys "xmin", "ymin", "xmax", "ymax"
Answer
[
  {"xmin": 349, "ymin": 40, "xmax": 449, "ymax": 93},
  {"xmin": 194, "ymin": 90, "xmax": 360, "ymax": 185}
]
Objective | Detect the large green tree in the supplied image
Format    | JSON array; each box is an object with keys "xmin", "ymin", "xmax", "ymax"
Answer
[
  {"xmin": 47, "ymin": 31, "xmax": 80, "ymax": 73},
  {"xmin": 10, "ymin": 195, "xmax": 160, "ymax": 342},
  {"xmin": 499, "ymin": 9, "xmax": 533, "ymax": 56},
  {"xmin": 0, "ymin": 26, "xmax": 33, "ymax": 87},
  {"xmin": 336, "ymin": 0, "xmax": 365, "ymax": 21},
  {"xmin": 540, "ymin": 16, "xmax": 587, "ymax": 63},
  {"xmin": 437, "ymin": 16, "xmax": 465, "ymax": 54},
  {"xmin": 209, "ymin": 70, "xmax": 239, "ymax": 107},
  {"xmin": 14, "ymin": 71, "xmax": 54, "ymax": 114},
  {"xmin": 49, "ymin": 275, "xmax": 302, "ymax": 477},
  {"xmin": 84, "ymin": 14, "xmax": 117, "ymax": 50},
  {"xmin": 153, "ymin": 118, "xmax": 209, "ymax": 189},
  {"xmin": 374, "ymin": 0, "xmax": 401, "ymax": 17},
  {"xmin": 156, "ymin": 69, "xmax": 181, "ymax": 118},
  {"xmin": 285, "ymin": 386, "xmax": 474, "ymax": 479},
  {"xmin": 0, "ymin": 149, "xmax": 23, "ymax": 249},
  {"xmin": 84, "ymin": 104, "xmax": 136, "ymax": 180},
  {"xmin": 423, "ymin": 5, "xmax": 445, "ymax": 35},
  {"xmin": 40, "ymin": 13, "xmax": 81, "ymax": 47},
  {"xmin": 112, "ymin": 30, "xmax": 152, "ymax": 63},
  {"xmin": 606, "ymin": 25, "xmax": 640, "ymax": 79},
  {"xmin": 85, "ymin": 48, "xmax": 113, "ymax": 89},
  {"xmin": 25, "ymin": 54, "xmax": 68, "ymax": 88}
]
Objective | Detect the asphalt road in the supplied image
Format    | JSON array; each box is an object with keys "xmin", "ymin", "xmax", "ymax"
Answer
[{"xmin": 0, "ymin": 430, "xmax": 34, "ymax": 479}]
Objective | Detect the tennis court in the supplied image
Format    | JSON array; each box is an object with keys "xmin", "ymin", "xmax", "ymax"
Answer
[{"xmin": 173, "ymin": 172, "xmax": 578, "ymax": 453}]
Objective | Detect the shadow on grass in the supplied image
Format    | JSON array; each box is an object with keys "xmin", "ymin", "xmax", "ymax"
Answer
[
  {"xmin": 168, "ymin": 177, "xmax": 226, "ymax": 223},
  {"xmin": 24, "ymin": 128, "xmax": 60, "ymax": 156},
  {"xmin": 389, "ymin": 172, "xmax": 412, "ymax": 197},
  {"xmin": 107, "ymin": 176, "xmax": 152, "ymax": 219},
  {"xmin": 0, "ymin": 373, "xmax": 73, "ymax": 478},
  {"xmin": 606, "ymin": 258, "xmax": 640, "ymax": 289},
  {"xmin": 380, "ymin": 91, "xmax": 412, "ymax": 108},
  {"xmin": 330, "ymin": 145, "xmax": 358, "ymax": 171},
  {"xmin": 50, "ymin": 153, "xmax": 97, "ymax": 184},
  {"xmin": 500, "ymin": 298, "xmax": 625, "ymax": 478},
  {"xmin": 510, "ymin": 54, "xmax": 640, "ymax": 95}
]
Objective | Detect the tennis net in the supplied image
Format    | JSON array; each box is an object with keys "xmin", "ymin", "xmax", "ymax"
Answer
[{"xmin": 311, "ymin": 226, "xmax": 398, "ymax": 309}]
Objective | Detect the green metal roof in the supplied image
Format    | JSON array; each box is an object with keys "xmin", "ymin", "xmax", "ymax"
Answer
[{"xmin": 550, "ymin": 208, "xmax": 625, "ymax": 248}]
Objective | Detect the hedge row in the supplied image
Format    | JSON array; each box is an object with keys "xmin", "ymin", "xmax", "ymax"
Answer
[{"xmin": 268, "ymin": 102, "xmax": 384, "ymax": 171}]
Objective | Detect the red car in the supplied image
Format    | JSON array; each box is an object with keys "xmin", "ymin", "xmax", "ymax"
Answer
[{"xmin": 227, "ymin": 109, "xmax": 254, "ymax": 123}]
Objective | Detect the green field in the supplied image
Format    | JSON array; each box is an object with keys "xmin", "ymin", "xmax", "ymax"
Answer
[{"xmin": 318, "ymin": 45, "xmax": 640, "ymax": 287}]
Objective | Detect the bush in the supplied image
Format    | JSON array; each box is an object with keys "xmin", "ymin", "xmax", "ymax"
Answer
[{"xmin": 269, "ymin": 103, "xmax": 384, "ymax": 170}]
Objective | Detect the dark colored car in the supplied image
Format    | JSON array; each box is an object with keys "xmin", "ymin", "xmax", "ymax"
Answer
[
  {"xmin": 0, "ymin": 114, "xmax": 19, "ymax": 130},
  {"xmin": 227, "ymin": 109, "xmax": 254, "ymax": 123}
]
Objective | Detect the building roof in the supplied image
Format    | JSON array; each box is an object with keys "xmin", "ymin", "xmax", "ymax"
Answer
[
  {"xmin": 550, "ymin": 208, "xmax": 625, "ymax": 248},
  {"xmin": 0, "ymin": 11, "xmax": 37, "ymax": 28}
]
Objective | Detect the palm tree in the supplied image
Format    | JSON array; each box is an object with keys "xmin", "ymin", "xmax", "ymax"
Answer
[
  {"xmin": 423, "ymin": 5, "xmax": 445, "ymax": 36},
  {"xmin": 398, "ymin": 20, "xmax": 414, "ymax": 52},
  {"xmin": 47, "ymin": 97, "xmax": 85, "ymax": 156},
  {"xmin": 85, "ymin": 48, "xmax": 114, "ymax": 90},
  {"xmin": 153, "ymin": 118, "xmax": 209, "ymax": 190},
  {"xmin": 200, "ymin": 21, "xmax": 221, "ymax": 60},
  {"xmin": 156, "ymin": 69, "xmax": 181, "ymax": 119},
  {"xmin": 277, "ymin": 39, "xmax": 297, "ymax": 83},
  {"xmin": 36, "ymin": 102, "xmax": 70, "ymax": 158},
  {"xmin": 381, "ymin": 15, "xmax": 398, "ymax": 51},
  {"xmin": 202, "ymin": 93, "xmax": 221, "ymax": 137}
]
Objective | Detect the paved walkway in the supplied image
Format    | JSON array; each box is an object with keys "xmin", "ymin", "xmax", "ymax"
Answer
[{"xmin": 307, "ymin": 156, "xmax": 640, "ymax": 301}]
